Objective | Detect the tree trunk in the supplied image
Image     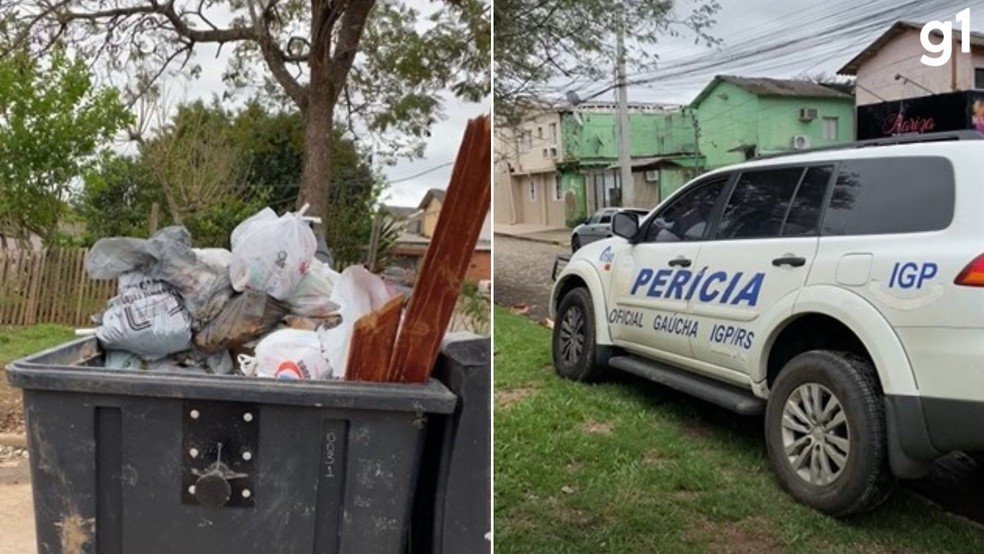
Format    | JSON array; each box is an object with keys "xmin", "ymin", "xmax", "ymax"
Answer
[{"xmin": 297, "ymin": 94, "xmax": 335, "ymax": 220}]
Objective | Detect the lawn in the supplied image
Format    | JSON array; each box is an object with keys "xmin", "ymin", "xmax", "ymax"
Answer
[
  {"xmin": 493, "ymin": 306, "xmax": 984, "ymax": 553},
  {"xmin": 0, "ymin": 324, "xmax": 74, "ymax": 433}
]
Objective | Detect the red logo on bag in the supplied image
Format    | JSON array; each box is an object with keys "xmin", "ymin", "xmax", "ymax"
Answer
[{"xmin": 275, "ymin": 361, "xmax": 303, "ymax": 379}]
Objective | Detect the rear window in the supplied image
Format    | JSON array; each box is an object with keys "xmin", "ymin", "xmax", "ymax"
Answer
[{"xmin": 821, "ymin": 157, "xmax": 954, "ymax": 236}]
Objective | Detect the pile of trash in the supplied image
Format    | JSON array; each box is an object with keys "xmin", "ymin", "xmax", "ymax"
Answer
[{"xmin": 84, "ymin": 206, "xmax": 402, "ymax": 381}]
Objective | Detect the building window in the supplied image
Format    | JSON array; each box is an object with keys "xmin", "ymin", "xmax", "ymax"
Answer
[
  {"xmin": 550, "ymin": 147, "xmax": 557, "ymax": 158},
  {"xmin": 550, "ymin": 123, "xmax": 558, "ymax": 142},
  {"xmin": 529, "ymin": 180, "xmax": 536, "ymax": 202},
  {"xmin": 976, "ymin": 68, "xmax": 984, "ymax": 89},
  {"xmin": 552, "ymin": 176, "xmax": 562, "ymax": 201},
  {"xmin": 822, "ymin": 117, "xmax": 838, "ymax": 140},
  {"xmin": 542, "ymin": 148, "xmax": 549, "ymax": 158},
  {"xmin": 537, "ymin": 126, "xmax": 543, "ymax": 139},
  {"xmin": 526, "ymin": 130, "xmax": 532, "ymax": 149}
]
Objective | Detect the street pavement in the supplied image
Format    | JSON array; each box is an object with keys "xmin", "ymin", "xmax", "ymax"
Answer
[
  {"xmin": 492, "ymin": 233, "xmax": 984, "ymax": 527},
  {"xmin": 493, "ymin": 236, "xmax": 569, "ymax": 321}
]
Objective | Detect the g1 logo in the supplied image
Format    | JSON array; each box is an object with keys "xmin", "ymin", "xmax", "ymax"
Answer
[{"xmin": 921, "ymin": 8, "xmax": 971, "ymax": 67}]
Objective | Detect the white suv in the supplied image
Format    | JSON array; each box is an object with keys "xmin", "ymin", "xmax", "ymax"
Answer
[{"xmin": 549, "ymin": 131, "xmax": 984, "ymax": 516}]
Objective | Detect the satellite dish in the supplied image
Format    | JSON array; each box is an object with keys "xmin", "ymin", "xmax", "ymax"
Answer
[{"xmin": 566, "ymin": 91, "xmax": 582, "ymax": 107}]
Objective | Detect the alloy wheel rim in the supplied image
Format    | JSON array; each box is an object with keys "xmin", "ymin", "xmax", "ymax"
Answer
[
  {"xmin": 559, "ymin": 306, "xmax": 585, "ymax": 366},
  {"xmin": 780, "ymin": 382, "xmax": 850, "ymax": 486}
]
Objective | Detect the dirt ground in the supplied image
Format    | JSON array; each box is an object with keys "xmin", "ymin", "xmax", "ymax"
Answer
[{"xmin": 0, "ymin": 368, "xmax": 25, "ymax": 435}]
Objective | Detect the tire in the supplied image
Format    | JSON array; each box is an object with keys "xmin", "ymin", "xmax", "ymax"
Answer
[
  {"xmin": 571, "ymin": 235, "xmax": 582, "ymax": 253},
  {"xmin": 764, "ymin": 350, "xmax": 895, "ymax": 516},
  {"xmin": 552, "ymin": 287, "xmax": 606, "ymax": 382}
]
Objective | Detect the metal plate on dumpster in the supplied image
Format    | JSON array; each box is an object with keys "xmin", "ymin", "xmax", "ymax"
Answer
[{"xmin": 181, "ymin": 401, "xmax": 258, "ymax": 508}]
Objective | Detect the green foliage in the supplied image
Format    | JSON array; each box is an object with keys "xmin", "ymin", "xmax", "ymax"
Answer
[
  {"xmin": 78, "ymin": 100, "xmax": 378, "ymax": 252},
  {"xmin": 0, "ymin": 48, "xmax": 131, "ymax": 239},
  {"xmin": 78, "ymin": 155, "xmax": 161, "ymax": 240}
]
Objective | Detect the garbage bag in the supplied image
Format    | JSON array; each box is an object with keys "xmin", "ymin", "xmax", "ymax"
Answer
[
  {"xmin": 318, "ymin": 266, "xmax": 401, "ymax": 380},
  {"xmin": 238, "ymin": 329, "xmax": 332, "ymax": 380},
  {"xmin": 86, "ymin": 227, "xmax": 233, "ymax": 323},
  {"xmin": 284, "ymin": 259, "xmax": 341, "ymax": 317},
  {"xmin": 282, "ymin": 314, "xmax": 342, "ymax": 331},
  {"xmin": 104, "ymin": 350, "xmax": 143, "ymax": 370},
  {"xmin": 96, "ymin": 272, "xmax": 193, "ymax": 360},
  {"xmin": 229, "ymin": 207, "xmax": 317, "ymax": 300},
  {"xmin": 193, "ymin": 290, "xmax": 289, "ymax": 352}
]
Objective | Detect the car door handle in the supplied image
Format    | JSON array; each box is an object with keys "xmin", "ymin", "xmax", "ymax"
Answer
[
  {"xmin": 772, "ymin": 256, "xmax": 806, "ymax": 267},
  {"xmin": 668, "ymin": 257, "xmax": 692, "ymax": 268}
]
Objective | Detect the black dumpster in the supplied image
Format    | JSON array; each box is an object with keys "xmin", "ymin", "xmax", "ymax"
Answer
[{"xmin": 6, "ymin": 337, "xmax": 456, "ymax": 554}]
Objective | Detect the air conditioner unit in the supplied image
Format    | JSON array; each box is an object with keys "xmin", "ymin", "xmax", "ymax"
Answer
[
  {"xmin": 799, "ymin": 108, "xmax": 818, "ymax": 121},
  {"xmin": 644, "ymin": 170, "xmax": 660, "ymax": 182},
  {"xmin": 791, "ymin": 135, "xmax": 811, "ymax": 150}
]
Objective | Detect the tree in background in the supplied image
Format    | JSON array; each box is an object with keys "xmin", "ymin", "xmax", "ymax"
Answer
[
  {"xmin": 0, "ymin": 48, "xmax": 131, "ymax": 242},
  {"xmin": 78, "ymin": 100, "xmax": 379, "ymax": 254},
  {"xmin": 494, "ymin": 0, "xmax": 720, "ymax": 125},
  {"xmin": 8, "ymin": 0, "xmax": 489, "ymax": 227}
]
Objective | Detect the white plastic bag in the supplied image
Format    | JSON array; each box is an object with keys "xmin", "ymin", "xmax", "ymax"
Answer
[
  {"xmin": 96, "ymin": 272, "xmax": 193, "ymax": 360},
  {"xmin": 239, "ymin": 329, "xmax": 332, "ymax": 380},
  {"xmin": 284, "ymin": 259, "xmax": 341, "ymax": 317},
  {"xmin": 318, "ymin": 266, "xmax": 400, "ymax": 379},
  {"xmin": 229, "ymin": 207, "xmax": 317, "ymax": 300}
]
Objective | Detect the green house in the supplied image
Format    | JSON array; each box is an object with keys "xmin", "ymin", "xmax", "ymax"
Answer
[
  {"xmin": 557, "ymin": 105, "xmax": 702, "ymax": 225},
  {"xmin": 691, "ymin": 76, "xmax": 855, "ymax": 169}
]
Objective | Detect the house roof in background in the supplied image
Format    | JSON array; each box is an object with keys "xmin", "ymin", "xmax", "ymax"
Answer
[
  {"xmin": 690, "ymin": 75, "xmax": 852, "ymax": 106},
  {"xmin": 838, "ymin": 21, "xmax": 984, "ymax": 75},
  {"xmin": 380, "ymin": 204, "xmax": 417, "ymax": 219},
  {"xmin": 417, "ymin": 188, "xmax": 446, "ymax": 210}
]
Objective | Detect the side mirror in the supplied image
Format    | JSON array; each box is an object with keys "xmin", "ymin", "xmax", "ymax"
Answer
[{"xmin": 612, "ymin": 211, "xmax": 639, "ymax": 239}]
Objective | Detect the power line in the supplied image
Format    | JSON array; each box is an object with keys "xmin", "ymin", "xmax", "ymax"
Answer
[{"xmin": 388, "ymin": 161, "xmax": 454, "ymax": 184}]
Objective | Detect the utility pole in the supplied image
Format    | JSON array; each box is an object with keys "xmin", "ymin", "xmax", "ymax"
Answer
[{"xmin": 615, "ymin": 10, "xmax": 634, "ymax": 207}]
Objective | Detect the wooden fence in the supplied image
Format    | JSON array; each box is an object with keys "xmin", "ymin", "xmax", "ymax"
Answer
[{"xmin": 0, "ymin": 248, "xmax": 116, "ymax": 327}]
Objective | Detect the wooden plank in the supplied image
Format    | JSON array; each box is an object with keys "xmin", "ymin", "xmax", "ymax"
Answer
[
  {"xmin": 0, "ymin": 250, "xmax": 10, "ymax": 325},
  {"xmin": 14, "ymin": 250, "xmax": 30, "ymax": 326},
  {"xmin": 35, "ymin": 248, "xmax": 53, "ymax": 324},
  {"xmin": 345, "ymin": 295, "xmax": 405, "ymax": 382},
  {"xmin": 27, "ymin": 250, "xmax": 45, "ymax": 325},
  {"xmin": 387, "ymin": 115, "xmax": 491, "ymax": 383},
  {"xmin": 54, "ymin": 247, "xmax": 67, "ymax": 323},
  {"xmin": 75, "ymin": 248, "xmax": 88, "ymax": 326}
]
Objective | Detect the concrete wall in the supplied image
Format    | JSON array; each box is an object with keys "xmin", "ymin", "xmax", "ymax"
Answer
[
  {"xmin": 953, "ymin": 47, "xmax": 984, "ymax": 91},
  {"xmin": 756, "ymin": 96, "xmax": 855, "ymax": 152},
  {"xmin": 695, "ymin": 81, "xmax": 761, "ymax": 168},
  {"xmin": 855, "ymin": 28, "xmax": 956, "ymax": 105},
  {"xmin": 510, "ymin": 111, "xmax": 562, "ymax": 174},
  {"xmin": 695, "ymin": 80, "xmax": 854, "ymax": 169},
  {"xmin": 422, "ymin": 199, "xmax": 442, "ymax": 237}
]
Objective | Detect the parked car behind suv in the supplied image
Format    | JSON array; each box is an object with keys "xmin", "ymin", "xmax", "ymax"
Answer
[
  {"xmin": 571, "ymin": 207, "xmax": 650, "ymax": 252},
  {"xmin": 550, "ymin": 131, "xmax": 984, "ymax": 517}
]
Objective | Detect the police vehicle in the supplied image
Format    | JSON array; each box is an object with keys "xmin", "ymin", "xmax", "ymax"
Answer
[{"xmin": 549, "ymin": 131, "xmax": 984, "ymax": 516}]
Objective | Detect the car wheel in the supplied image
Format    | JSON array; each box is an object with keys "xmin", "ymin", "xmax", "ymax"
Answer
[
  {"xmin": 571, "ymin": 235, "xmax": 581, "ymax": 253},
  {"xmin": 764, "ymin": 350, "xmax": 894, "ymax": 516},
  {"xmin": 552, "ymin": 287, "xmax": 606, "ymax": 382}
]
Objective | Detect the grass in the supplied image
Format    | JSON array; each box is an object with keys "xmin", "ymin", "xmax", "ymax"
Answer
[
  {"xmin": 0, "ymin": 324, "xmax": 75, "ymax": 366},
  {"xmin": 493, "ymin": 306, "xmax": 984, "ymax": 554}
]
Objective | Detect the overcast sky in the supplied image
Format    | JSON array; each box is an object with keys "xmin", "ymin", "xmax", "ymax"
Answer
[
  {"xmin": 152, "ymin": 0, "xmax": 487, "ymax": 209},
  {"xmin": 558, "ymin": 0, "xmax": 984, "ymax": 107}
]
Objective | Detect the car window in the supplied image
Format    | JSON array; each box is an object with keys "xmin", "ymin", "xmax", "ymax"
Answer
[
  {"xmin": 822, "ymin": 157, "xmax": 954, "ymax": 236},
  {"xmin": 587, "ymin": 210, "xmax": 604, "ymax": 224},
  {"xmin": 643, "ymin": 177, "xmax": 729, "ymax": 243},
  {"xmin": 716, "ymin": 168, "xmax": 804, "ymax": 239},
  {"xmin": 782, "ymin": 166, "xmax": 833, "ymax": 237},
  {"xmin": 599, "ymin": 210, "xmax": 614, "ymax": 224}
]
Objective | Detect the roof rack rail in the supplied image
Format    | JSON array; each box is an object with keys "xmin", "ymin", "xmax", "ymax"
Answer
[{"xmin": 753, "ymin": 130, "xmax": 984, "ymax": 160}]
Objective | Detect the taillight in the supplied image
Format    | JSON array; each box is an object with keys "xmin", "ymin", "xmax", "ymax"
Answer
[{"xmin": 954, "ymin": 254, "xmax": 984, "ymax": 286}]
